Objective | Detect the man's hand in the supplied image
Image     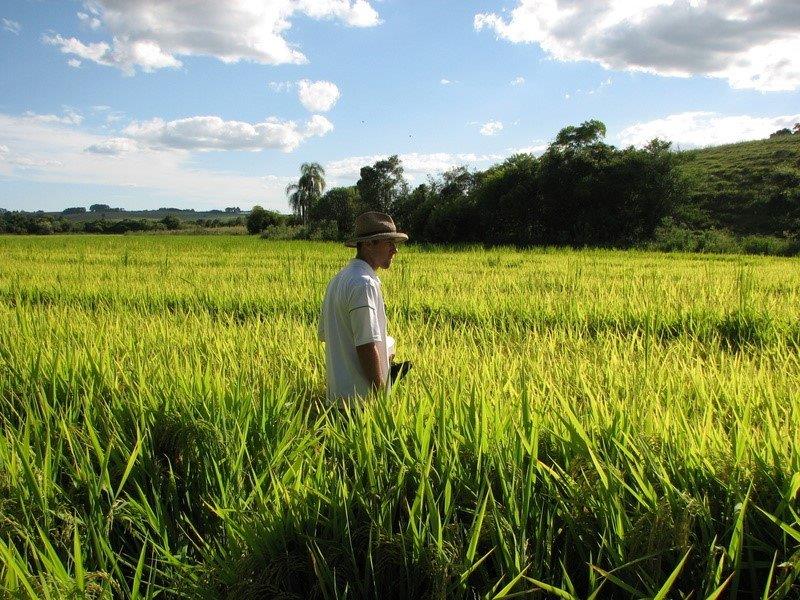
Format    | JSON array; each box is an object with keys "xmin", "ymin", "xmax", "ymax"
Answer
[
  {"xmin": 356, "ymin": 342, "xmax": 384, "ymax": 390},
  {"xmin": 389, "ymin": 361, "xmax": 412, "ymax": 384}
]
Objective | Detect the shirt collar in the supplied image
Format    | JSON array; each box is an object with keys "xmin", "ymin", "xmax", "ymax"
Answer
[{"xmin": 350, "ymin": 258, "xmax": 380, "ymax": 283}]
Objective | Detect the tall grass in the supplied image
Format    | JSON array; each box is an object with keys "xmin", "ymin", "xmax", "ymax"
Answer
[{"xmin": 0, "ymin": 235, "xmax": 798, "ymax": 598}]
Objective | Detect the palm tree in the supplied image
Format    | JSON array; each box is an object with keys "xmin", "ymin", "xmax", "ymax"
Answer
[
  {"xmin": 285, "ymin": 184, "xmax": 306, "ymax": 223},
  {"xmin": 285, "ymin": 162, "xmax": 326, "ymax": 225}
]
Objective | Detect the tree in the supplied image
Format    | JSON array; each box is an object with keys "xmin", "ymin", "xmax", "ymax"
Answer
[
  {"xmin": 793, "ymin": 122, "xmax": 800, "ymax": 135},
  {"xmin": 63, "ymin": 207, "xmax": 86, "ymax": 214},
  {"xmin": 90, "ymin": 204, "xmax": 111, "ymax": 212},
  {"xmin": 308, "ymin": 186, "xmax": 360, "ymax": 238},
  {"xmin": 392, "ymin": 183, "xmax": 435, "ymax": 241},
  {"xmin": 160, "ymin": 215, "xmax": 180, "ymax": 230},
  {"xmin": 770, "ymin": 128, "xmax": 792, "ymax": 138},
  {"xmin": 286, "ymin": 162, "xmax": 326, "ymax": 225},
  {"xmin": 473, "ymin": 154, "xmax": 540, "ymax": 246},
  {"xmin": 357, "ymin": 155, "xmax": 407, "ymax": 213},
  {"xmin": 225, "ymin": 207, "xmax": 241, "ymax": 213},
  {"xmin": 553, "ymin": 119, "xmax": 607, "ymax": 150},
  {"xmin": 420, "ymin": 166, "xmax": 481, "ymax": 243},
  {"xmin": 246, "ymin": 205, "xmax": 281, "ymax": 234}
]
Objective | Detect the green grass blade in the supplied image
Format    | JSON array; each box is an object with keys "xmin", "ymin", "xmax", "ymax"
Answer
[{"xmin": 653, "ymin": 549, "xmax": 691, "ymax": 600}]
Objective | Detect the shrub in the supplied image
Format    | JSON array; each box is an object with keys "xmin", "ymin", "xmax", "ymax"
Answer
[
  {"xmin": 247, "ymin": 206, "xmax": 283, "ymax": 234},
  {"xmin": 260, "ymin": 224, "xmax": 305, "ymax": 240},
  {"xmin": 650, "ymin": 218, "xmax": 698, "ymax": 252},
  {"xmin": 694, "ymin": 228, "xmax": 740, "ymax": 254},
  {"xmin": 160, "ymin": 215, "xmax": 181, "ymax": 230},
  {"xmin": 30, "ymin": 219, "xmax": 54, "ymax": 235},
  {"xmin": 307, "ymin": 220, "xmax": 339, "ymax": 241},
  {"xmin": 740, "ymin": 235, "xmax": 789, "ymax": 256}
]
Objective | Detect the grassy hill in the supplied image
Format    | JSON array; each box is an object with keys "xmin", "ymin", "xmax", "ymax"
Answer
[{"xmin": 676, "ymin": 133, "xmax": 800, "ymax": 236}]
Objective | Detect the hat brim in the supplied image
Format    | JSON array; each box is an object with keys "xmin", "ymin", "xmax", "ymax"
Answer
[{"xmin": 344, "ymin": 232, "xmax": 409, "ymax": 247}]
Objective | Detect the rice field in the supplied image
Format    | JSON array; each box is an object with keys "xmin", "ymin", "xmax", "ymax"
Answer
[{"xmin": 0, "ymin": 234, "xmax": 798, "ymax": 599}]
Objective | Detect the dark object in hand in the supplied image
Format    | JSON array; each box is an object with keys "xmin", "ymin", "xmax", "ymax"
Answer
[{"xmin": 390, "ymin": 361, "xmax": 412, "ymax": 384}]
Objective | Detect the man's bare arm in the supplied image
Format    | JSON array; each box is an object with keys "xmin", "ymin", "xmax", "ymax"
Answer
[{"xmin": 356, "ymin": 342, "xmax": 384, "ymax": 390}]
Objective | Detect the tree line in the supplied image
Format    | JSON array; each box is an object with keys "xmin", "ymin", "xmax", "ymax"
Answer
[
  {"xmin": 249, "ymin": 119, "xmax": 798, "ymax": 255},
  {"xmin": 5, "ymin": 119, "xmax": 798, "ymax": 254},
  {"xmin": 0, "ymin": 212, "xmax": 244, "ymax": 234},
  {"xmin": 250, "ymin": 120, "xmax": 684, "ymax": 248}
]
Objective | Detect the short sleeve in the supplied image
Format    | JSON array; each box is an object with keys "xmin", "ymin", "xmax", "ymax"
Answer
[{"xmin": 349, "ymin": 281, "xmax": 382, "ymax": 346}]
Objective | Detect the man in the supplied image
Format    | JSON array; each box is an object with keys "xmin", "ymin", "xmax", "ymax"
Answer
[{"xmin": 318, "ymin": 211, "xmax": 408, "ymax": 401}]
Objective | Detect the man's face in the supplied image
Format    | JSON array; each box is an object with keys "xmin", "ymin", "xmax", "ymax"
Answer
[{"xmin": 371, "ymin": 239, "xmax": 398, "ymax": 269}]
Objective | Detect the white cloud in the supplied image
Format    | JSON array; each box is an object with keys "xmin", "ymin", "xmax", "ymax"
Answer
[
  {"xmin": 587, "ymin": 77, "xmax": 612, "ymax": 95},
  {"xmin": 475, "ymin": 0, "xmax": 800, "ymax": 92},
  {"xmin": 298, "ymin": 0, "xmax": 381, "ymax": 26},
  {"xmin": 297, "ymin": 79, "xmax": 341, "ymax": 112},
  {"xmin": 84, "ymin": 137, "xmax": 141, "ymax": 155},
  {"xmin": 23, "ymin": 110, "xmax": 84, "ymax": 126},
  {"xmin": 0, "ymin": 112, "xmax": 290, "ymax": 209},
  {"xmin": 345, "ymin": 0, "xmax": 381, "ymax": 27},
  {"xmin": 440, "ymin": 78, "xmax": 452, "ymax": 85},
  {"xmin": 67, "ymin": 58, "xmax": 82, "ymax": 68},
  {"xmin": 480, "ymin": 120, "xmax": 504, "ymax": 136},
  {"xmin": 77, "ymin": 11, "xmax": 101, "ymax": 30},
  {"xmin": 123, "ymin": 114, "xmax": 333, "ymax": 152},
  {"xmin": 9, "ymin": 156, "xmax": 65, "ymax": 169},
  {"xmin": 268, "ymin": 80, "xmax": 294, "ymax": 92},
  {"xmin": 44, "ymin": 0, "xmax": 380, "ymax": 74},
  {"xmin": 89, "ymin": 105, "xmax": 126, "ymax": 125},
  {"xmin": 326, "ymin": 151, "xmax": 510, "ymax": 180},
  {"xmin": 564, "ymin": 77, "xmax": 613, "ymax": 99},
  {"xmin": 510, "ymin": 143, "xmax": 548, "ymax": 155},
  {"xmin": 304, "ymin": 114, "xmax": 335, "ymax": 137},
  {"xmin": 2, "ymin": 18, "xmax": 20, "ymax": 34},
  {"xmin": 42, "ymin": 34, "xmax": 118, "ymax": 67},
  {"xmin": 617, "ymin": 111, "xmax": 800, "ymax": 148},
  {"xmin": 510, "ymin": 76, "xmax": 525, "ymax": 86},
  {"xmin": 262, "ymin": 174, "xmax": 296, "ymax": 187}
]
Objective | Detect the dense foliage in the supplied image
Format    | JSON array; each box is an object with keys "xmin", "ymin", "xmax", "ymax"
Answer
[
  {"xmin": 302, "ymin": 120, "xmax": 799, "ymax": 253},
  {"xmin": 0, "ymin": 211, "xmax": 244, "ymax": 234},
  {"xmin": 0, "ymin": 236, "xmax": 798, "ymax": 598},
  {"xmin": 307, "ymin": 121, "xmax": 684, "ymax": 247}
]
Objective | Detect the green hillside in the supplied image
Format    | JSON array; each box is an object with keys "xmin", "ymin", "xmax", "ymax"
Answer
[{"xmin": 676, "ymin": 133, "xmax": 800, "ymax": 236}]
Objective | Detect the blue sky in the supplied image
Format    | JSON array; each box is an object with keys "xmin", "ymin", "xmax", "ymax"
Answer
[{"xmin": 1, "ymin": 0, "xmax": 799, "ymax": 212}]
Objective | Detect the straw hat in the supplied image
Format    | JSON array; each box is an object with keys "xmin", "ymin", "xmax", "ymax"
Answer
[{"xmin": 344, "ymin": 212, "xmax": 409, "ymax": 247}]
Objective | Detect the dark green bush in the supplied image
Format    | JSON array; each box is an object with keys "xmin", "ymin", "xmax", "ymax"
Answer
[{"xmin": 259, "ymin": 224, "xmax": 305, "ymax": 240}]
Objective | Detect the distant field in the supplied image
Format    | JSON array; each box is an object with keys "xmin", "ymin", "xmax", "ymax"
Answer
[{"xmin": 0, "ymin": 235, "xmax": 798, "ymax": 598}]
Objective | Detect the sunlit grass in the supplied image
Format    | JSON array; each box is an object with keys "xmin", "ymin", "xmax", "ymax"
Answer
[{"xmin": 0, "ymin": 235, "xmax": 798, "ymax": 598}]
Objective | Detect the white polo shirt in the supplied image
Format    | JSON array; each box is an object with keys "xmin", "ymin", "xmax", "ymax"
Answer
[{"xmin": 318, "ymin": 259, "xmax": 391, "ymax": 400}]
